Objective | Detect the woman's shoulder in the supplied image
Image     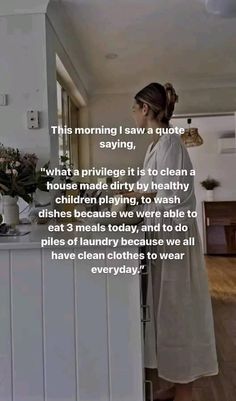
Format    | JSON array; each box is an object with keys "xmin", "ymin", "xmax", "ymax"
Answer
[
  {"xmin": 156, "ymin": 133, "xmax": 190, "ymax": 162},
  {"xmin": 158, "ymin": 132, "xmax": 183, "ymax": 148}
]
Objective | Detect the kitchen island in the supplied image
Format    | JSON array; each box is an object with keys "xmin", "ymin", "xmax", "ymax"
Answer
[{"xmin": 0, "ymin": 223, "xmax": 146, "ymax": 401}]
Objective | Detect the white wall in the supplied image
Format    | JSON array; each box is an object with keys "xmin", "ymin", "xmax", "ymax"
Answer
[
  {"xmin": 0, "ymin": 12, "xmax": 53, "ymax": 212},
  {"xmin": 0, "ymin": 8, "xmax": 89, "ymax": 210},
  {"xmin": 0, "ymin": 13, "xmax": 50, "ymax": 164},
  {"xmin": 0, "ymin": 5, "xmax": 88, "ymax": 163}
]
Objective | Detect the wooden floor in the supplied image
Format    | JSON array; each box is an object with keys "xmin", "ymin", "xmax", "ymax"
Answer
[
  {"xmin": 192, "ymin": 297, "xmax": 236, "ymax": 401},
  {"xmin": 145, "ymin": 256, "xmax": 236, "ymax": 401}
]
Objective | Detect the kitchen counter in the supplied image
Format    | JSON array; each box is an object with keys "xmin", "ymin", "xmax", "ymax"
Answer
[
  {"xmin": 0, "ymin": 224, "xmax": 49, "ymax": 249},
  {"xmin": 0, "ymin": 220, "xmax": 145, "ymax": 249},
  {"xmin": 0, "ymin": 220, "xmax": 146, "ymax": 401}
]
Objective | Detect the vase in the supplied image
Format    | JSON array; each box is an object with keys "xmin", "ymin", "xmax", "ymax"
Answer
[
  {"xmin": 206, "ymin": 190, "xmax": 214, "ymax": 201},
  {"xmin": 2, "ymin": 195, "xmax": 19, "ymax": 226}
]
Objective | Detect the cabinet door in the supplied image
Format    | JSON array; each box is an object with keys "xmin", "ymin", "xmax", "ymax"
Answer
[
  {"xmin": 75, "ymin": 246, "xmax": 144, "ymax": 401},
  {"xmin": 107, "ymin": 246, "xmax": 144, "ymax": 401},
  {"xmin": 203, "ymin": 202, "xmax": 236, "ymax": 255},
  {"xmin": 0, "ymin": 246, "xmax": 145, "ymax": 401}
]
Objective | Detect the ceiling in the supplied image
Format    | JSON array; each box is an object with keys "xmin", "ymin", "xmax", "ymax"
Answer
[{"xmin": 60, "ymin": 0, "xmax": 236, "ymax": 95}]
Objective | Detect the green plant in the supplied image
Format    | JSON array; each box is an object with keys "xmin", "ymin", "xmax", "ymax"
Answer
[
  {"xmin": 0, "ymin": 143, "xmax": 54, "ymax": 203},
  {"xmin": 200, "ymin": 176, "xmax": 220, "ymax": 190}
]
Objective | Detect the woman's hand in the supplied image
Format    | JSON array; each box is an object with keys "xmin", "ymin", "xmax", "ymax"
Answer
[
  {"xmin": 135, "ymin": 191, "xmax": 157, "ymax": 203},
  {"xmin": 114, "ymin": 190, "xmax": 128, "ymax": 195},
  {"xmin": 114, "ymin": 190, "xmax": 138, "ymax": 197},
  {"xmin": 113, "ymin": 190, "xmax": 157, "ymax": 203}
]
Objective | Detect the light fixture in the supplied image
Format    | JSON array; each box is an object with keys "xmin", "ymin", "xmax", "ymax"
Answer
[
  {"xmin": 181, "ymin": 118, "xmax": 204, "ymax": 147},
  {"xmin": 205, "ymin": 0, "xmax": 236, "ymax": 17}
]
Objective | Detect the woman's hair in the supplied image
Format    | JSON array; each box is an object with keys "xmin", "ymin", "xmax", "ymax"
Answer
[{"xmin": 134, "ymin": 82, "xmax": 178, "ymax": 124}]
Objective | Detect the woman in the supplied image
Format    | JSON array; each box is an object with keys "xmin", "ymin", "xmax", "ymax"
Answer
[{"xmin": 118, "ymin": 83, "xmax": 219, "ymax": 401}]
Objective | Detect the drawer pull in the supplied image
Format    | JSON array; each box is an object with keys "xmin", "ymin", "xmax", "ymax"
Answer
[
  {"xmin": 144, "ymin": 380, "xmax": 154, "ymax": 401},
  {"xmin": 140, "ymin": 264, "xmax": 148, "ymax": 275},
  {"xmin": 141, "ymin": 304, "xmax": 151, "ymax": 322}
]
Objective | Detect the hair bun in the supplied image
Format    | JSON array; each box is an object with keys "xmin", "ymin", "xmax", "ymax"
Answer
[{"xmin": 164, "ymin": 82, "xmax": 178, "ymax": 121}]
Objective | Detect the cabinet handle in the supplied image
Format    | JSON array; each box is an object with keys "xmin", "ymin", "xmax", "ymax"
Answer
[
  {"xmin": 144, "ymin": 380, "xmax": 154, "ymax": 401},
  {"xmin": 141, "ymin": 304, "xmax": 151, "ymax": 322},
  {"xmin": 206, "ymin": 217, "xmax": 210, "ymax": 226},
  {"xmin": 140, "ymin": 264, "xmax": 148, "ymax": 275}
]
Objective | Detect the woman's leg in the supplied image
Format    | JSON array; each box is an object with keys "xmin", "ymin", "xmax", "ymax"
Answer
[
  {"xmin": 153, "ymin": 385, "xmax": 175, "ymax": 400},
  {"xmin": 152, "ymin": 380, "xmax": 194, "ymax": 401},
  {"xmin": 174, "ymin": 382, "xmax": 193, "ymax": 401}
]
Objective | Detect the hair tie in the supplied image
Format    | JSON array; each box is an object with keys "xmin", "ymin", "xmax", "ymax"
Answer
[{"xmin": 164, "ymin": 83, "xmax": 178, "ymax": 120}]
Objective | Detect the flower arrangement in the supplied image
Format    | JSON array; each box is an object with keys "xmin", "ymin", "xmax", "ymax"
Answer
[
  {"xmin": 59, "ymin": 154, "xmax": 74, "ymax": 196},
  {"xmin": 0, "ymin": 143, "xmax": 53, "ymax": 203},
  {"xmin": 200, "ymin": 176, "xmax": 220, "ymax": 190}
]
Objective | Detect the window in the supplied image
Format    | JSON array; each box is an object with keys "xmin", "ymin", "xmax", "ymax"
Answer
[{"xmin": 57, "ymin": 80, "xmax": 79, "ymax": 168}]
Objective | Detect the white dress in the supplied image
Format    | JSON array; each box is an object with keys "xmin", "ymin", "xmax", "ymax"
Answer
[{"xmin": 135, "ymin": 133, "xmax": 219, "ymax": 383}]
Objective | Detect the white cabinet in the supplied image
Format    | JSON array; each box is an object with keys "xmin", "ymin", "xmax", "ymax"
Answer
[{"xmin": 0, "ymin": 240, "xmax": 145, "ymax": 401}]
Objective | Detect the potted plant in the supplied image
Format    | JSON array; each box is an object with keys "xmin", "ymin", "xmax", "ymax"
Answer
[
  {"xmin": 0, "ymin": 143, "xmax": 53, "ymax": 225},
  {"xmin": 200, "ymin": 176, "xmax": 220, "ymax": 201}
]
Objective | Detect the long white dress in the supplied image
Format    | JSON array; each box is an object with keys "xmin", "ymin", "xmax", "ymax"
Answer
[{"xmin": 135, "ymin": 132, "xmax": 219, "ymax": 383}]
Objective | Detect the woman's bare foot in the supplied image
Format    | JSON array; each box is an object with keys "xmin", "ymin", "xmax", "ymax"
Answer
[
  {"xmin": 173, "ymin": 382, "xmax": 193, "ymax": 401},
  {"xmin": 153, "ymin": 385, "xmax": 175, "ymax": 400}
]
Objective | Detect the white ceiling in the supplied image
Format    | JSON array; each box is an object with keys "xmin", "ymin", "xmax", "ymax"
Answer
[
  {"xmin": 60, "ymin": 0, "xmax": 236, "ymax": 94},
  {"xmin": 0, "ymin": 0, "xmax": 49, "ymax": 15}
]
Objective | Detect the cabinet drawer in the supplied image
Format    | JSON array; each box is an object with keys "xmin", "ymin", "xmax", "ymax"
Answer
[{"xmin": 206, "ymin": 217, "xmax": 231, "ymax": 226}]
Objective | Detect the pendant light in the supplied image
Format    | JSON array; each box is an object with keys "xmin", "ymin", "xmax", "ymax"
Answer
[{"xmin": 181, "ymin": 119, "xmax": 204, "ymax": 147}]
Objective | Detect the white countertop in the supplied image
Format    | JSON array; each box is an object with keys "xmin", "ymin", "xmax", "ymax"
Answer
[{"xmin": 0, "ymin": 221, "xmax": 145, "ymax": 250}]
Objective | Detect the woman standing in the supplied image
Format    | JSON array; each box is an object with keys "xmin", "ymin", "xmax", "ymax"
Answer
[{"xmin": 119, "ymin": 83, "xmax": 219, "ymax": 401}]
